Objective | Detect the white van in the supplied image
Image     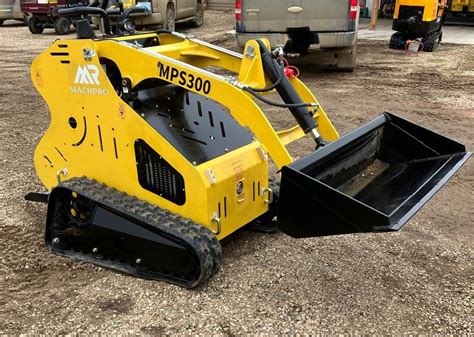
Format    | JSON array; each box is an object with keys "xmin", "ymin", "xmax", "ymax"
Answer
[{"xmin": 0, "ymin": 0, "xmax": 25, "ymax": 25}]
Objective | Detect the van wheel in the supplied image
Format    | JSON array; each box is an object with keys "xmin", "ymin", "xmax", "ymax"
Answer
[
  {"xmin": 54, "ymin": 17, "xmax": 71, "ymax": 35},
  {"xmin": 164, "ymin": 5, "xmax": 175, "ymax": 31},
  {"xmin": 28, "ymin": 17, "xmax": 44, "ymax": 34},
  {"xmin": 190, "ymin": 2, "xmax": 204, "ymax": 27},
  {"xmin": 336, "ymin": 44, "xmax": 357, "ymax": 72}
]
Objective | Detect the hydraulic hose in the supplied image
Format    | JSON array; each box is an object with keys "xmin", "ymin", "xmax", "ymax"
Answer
[
  {"xmin": 247, "ymin": 56, "xmax": 285, "ymax": 93},
  {"xmin": 242, "ymin": 86, "xmax": 317, "ymax": 109},
  {"xmin": 255, "ymin": 40, "xmax": 318, "ymax": 134},
  {"xmin": 242, "ymin": 47, "xmax": 317, "ymax": 108}
]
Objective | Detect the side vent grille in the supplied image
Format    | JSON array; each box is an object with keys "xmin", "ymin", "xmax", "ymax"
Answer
[{"xmin": 135, "ymin": 139, "xmax": 186, "ymax": 205}]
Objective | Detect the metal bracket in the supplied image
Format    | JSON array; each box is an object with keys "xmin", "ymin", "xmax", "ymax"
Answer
[
  {"xmin": 83, "ymin": 48, "xmax": 96, "ymax": 61},
  {"xmin": 257, "ymin": 147, "xmax": 268, "ymax": 161},
  {"xmin": 171, "ymin": 31, "xmax": 189, "ymax": 40},
  {"xmin": 262, "ymin": 187, "xmax": 273, "ymax": 204},
  {"xmin": 56, "ymin": 168, "xmax": 68, "ymax": 185},
  {"xmin": 24, "ymin": 191, "xmax": 49, "ymax": 203},
  {"xmin": 205, "ymin": 169, "xmax": 217, "ymax": 185},
  {"xmin": 211, "ymin": 213, "xmax": 221, "ymax": 235}
]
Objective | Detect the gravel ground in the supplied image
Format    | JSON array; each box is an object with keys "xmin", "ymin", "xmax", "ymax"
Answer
[{"xmin": 0, "ymin": 11, "xmax": 473, "ymax": 334}]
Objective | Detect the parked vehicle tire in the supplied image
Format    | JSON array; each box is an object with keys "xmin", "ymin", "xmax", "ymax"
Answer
[
  {"xmin": 164, "ymin": 5, "xmax": 175, "ymax": 31},
  {"xmin": 28, "ymin": 17, "xmax": 44, "ymax": 34},
  {"xmin": 190, "ymin": 2, "xmax": 204, "ymax": 27},
  {"xmin": 54, "ymin": 17, "xmax": 71, "ymax": 35},
  {"xmin": 336, "ymin": 44, "xmax": 357, "ymax": 72},
  {"xmin": 0, "ymin": 20, "xmax": 4, "ymax": 26}
]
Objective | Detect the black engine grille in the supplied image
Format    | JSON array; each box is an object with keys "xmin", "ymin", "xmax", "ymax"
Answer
[{"xmin": 135, "ymin": 139, "xmax": 186, "ymax": 205}]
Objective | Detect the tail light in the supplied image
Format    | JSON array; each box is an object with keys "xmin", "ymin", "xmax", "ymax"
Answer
[
  {"xmin": 349, "ymin": 0, "xmax": 358, "ymax": 19},
  {"xmin": 236, "ymin": 0, "xmax": 242, "ymax": 22}
]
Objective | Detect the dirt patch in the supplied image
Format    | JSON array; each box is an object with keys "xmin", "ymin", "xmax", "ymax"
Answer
[{"xmin": 0, "ymin": 12, "xmax": 473, "ymax": 334}]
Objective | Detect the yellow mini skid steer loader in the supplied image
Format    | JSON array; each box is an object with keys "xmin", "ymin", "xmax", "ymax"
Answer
[{"xmin": 26, "ymin": 1, "xmax": 471, "ymax": 288}]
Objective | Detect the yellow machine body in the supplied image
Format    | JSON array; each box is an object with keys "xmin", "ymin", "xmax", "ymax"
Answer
[
  {"xmin": 31, "ymin": 33, "xmax": 338, "ymax": 240},
  {"xmin": 390, "ymin": 0, "xmax": 448, "ymax": 50},
  {"xmin": 393, "ymin": 0, "xmax": 447, "ymax": 22}
]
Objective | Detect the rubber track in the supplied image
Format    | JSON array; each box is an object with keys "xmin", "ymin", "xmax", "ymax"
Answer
[
  {"xmin": 422, "ymin": 31, "xmax": 442, "ymax": 52},
  {"xmin": 55, "ymin": 177, "xmax": 222, "ymax": 288},
  {"xmin": 389, "ymin": 32, "xmax": 405, "ymax": 50}
]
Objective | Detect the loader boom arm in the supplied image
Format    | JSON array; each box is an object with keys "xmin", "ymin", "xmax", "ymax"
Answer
[{"xmin": 106, "ymin": 33, "xmax": 339, "ymax": 168}]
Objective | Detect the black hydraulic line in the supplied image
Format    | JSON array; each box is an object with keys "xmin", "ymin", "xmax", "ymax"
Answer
[
  {"xmin": 242, "ymin": 46, "xmax": 317, "ymax": 108},
  {"xmin": 255, "ymin": 40, "xmax": 317, "ymax": 134},
  {"xmin": 117, "ymin": 6, "xmax": 146, "ymax": 25},
  {"xmin": 99, "ymin": 0, "xmax": 109, "ymax": 11},
  {"xmin": 247, "ymin": 57, "xmax": 285, "ymax": 92},
  {"xmin": 242, "ymin": 86, "xmax": 316, "ymax": 108}
]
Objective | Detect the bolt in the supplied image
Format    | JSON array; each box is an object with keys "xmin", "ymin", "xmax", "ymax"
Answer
[
  {"xmin": 236, "ymin": 181, "xmax": 244, "ymax": 194},
  {"xmin": 92, "ymin": 247, "xmax": 98, "ymax": 253},
  {"xmin": 245, "ymin": 45, "xmax": 255, "ymax": 59},
  {"xmin": 136, "ymin": 258, "xmax": 141, "ymax": 264},
  {"xmin": 52, "ymin": 237, "xmax": 59, "ymax": 245},
  {"xmin": 82, "ymin": 48, "xmax": 95, "ymax": 61}
]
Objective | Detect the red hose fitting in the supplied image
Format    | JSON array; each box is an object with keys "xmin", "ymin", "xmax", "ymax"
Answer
[{"xmin": 284, "ymin": 67, "xmax": 295, "ymax": 78}]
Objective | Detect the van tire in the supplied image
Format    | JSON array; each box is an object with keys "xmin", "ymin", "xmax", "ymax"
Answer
[
  {"xmin": 190, "ymin": 2, "xmax": 204, "ymax": 27},
  {"xmin": 54, "ymin": 17, "xmax": 71, "ymax": 35},
  {"xmin": 336, "ymin": 44, "xmax": 357, "ymax": 72},
  {"xmin": 28, "ymin": 17, "xmax": 44, "ymax": 34},
  {"xmin": 164, "ymin": 5, "xmax": 175, "ymax": 31}
]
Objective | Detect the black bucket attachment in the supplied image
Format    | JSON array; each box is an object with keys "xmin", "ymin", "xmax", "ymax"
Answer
[{"xmin": 278, "ymin": 112, "xmax": 471, "ymax": 238}]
